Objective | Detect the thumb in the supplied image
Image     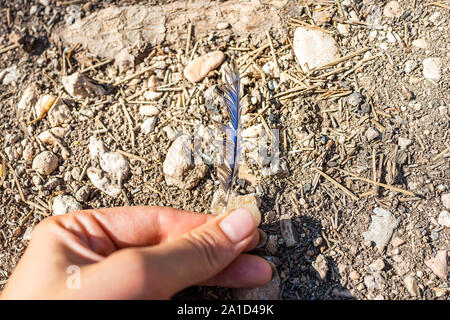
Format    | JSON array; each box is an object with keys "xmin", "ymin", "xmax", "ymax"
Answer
[{"xmin": 135, "ymin": 208, "xmax": 259, "ymax": 298}]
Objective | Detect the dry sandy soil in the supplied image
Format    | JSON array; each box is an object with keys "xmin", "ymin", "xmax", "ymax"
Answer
[{"xmin": 0, "ymin": 0, "xmax": 448, "ymax": 300}]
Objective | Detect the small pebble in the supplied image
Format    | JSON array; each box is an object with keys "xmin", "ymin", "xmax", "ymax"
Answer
[
  {"xmin": 349, "ymin": 270, "xmax": 360, "ymax": 281},
  {"xmin": 139, "ymin": 105, "xmax": 160, "ymax": 116},
  {"xmin": 52, "ymin": 195, "xmax": 82, "ymax": 215},
  {"xmin": 369, "ymin": 259, "xmax": 385, "ymax": 272},
  {"xmin": 312, "ymin": 254, "xmax": 329, "ymax": 281},
  {"xmin": 347, "ymin": 92, "xmax": 364, "ymax": 107},
  {"xmin": 32, "ymin": 151, "xmax": 58, "ymax": 175},
  {"xmin": 265, "ymin": 235, "xmax": 278, "ymax": 255},
  {"xmin": 366, "ymin": 127, "xmax": 380, "ymax": 142},
  {"xmin": 141, "ymin": 117, "xmax": 157, "ymax": 135},
  {"xmin": 425, "ymin": 250, "xmax": 448, "ymax": 279},
  {"xmin": 437, "ymin": 210, "xmax": 450, "ymax": 227},
  {"xmin": 404, "ymin": 275, "xmax": 420, "ymax": 297},
  {"xmin": 183, "ymin": 51, "xmax": 225, "ymax": 83},
  {"xmin": 411, "ymin": 38, "xmax": 427, "ymax": 49},
  {"xmin": 279, "ymin": 215, "xmax": 298, "ymax": 248},
  {"xmin": 423, "ymin": 58, "xmax": 442, "ymax": 81},
  {"xmin": 143, "ymin": 90, "xmax": 163, "ymax": 101},
  {"xmin": 441, "ymin": 193, "xmax": 450, "ymax": 210},
  {"xmin": 383, "ymin": 1, "xmax": 402, "ymax": 18},
  {"xmin": 62, "ymin": 72, "xmax": 106, "ymax": 99},
  {"xmin": 216, "ymin": 22, "xmax": 230, "ymax": 30},
  {"xmin": 404, "ymin": 60, "xmax": 417, "ymax": 74},
  {"xmin": 392, "ymin": 236, "xmax": 405, "ymax": 247},
  {"xmin": 398, "ymin": 137, "xmax": 412, "ymax": 148},
  {"xmin": 75, "ymin": 186, "xmax": 91, "ymax": 202}
]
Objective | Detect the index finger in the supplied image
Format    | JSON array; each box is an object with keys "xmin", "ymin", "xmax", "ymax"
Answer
[{"xmin": 59, "ymin": 206, "xmax": 215, "ymax": 250}]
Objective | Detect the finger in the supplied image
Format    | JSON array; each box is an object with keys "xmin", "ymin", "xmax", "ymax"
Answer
[
  {"xmin": 101, "ymin": 208, "xmax": 259, "ymax": 298},
  {"xmin": 57, "ymin": 206, "xmax": 217, "ymax": 250},
  {"xmin": 199, "ymin": 254, "xmax": 273, "ymax": 288}
]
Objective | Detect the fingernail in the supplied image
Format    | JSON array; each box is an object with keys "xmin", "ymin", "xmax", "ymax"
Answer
[
  {"xmin": 219, "ymin": 208, "xmax": 256, "ymax": 243},
  {"xmin": 255, "ymin": 229, "xmax": 267, "ymax": 248}
]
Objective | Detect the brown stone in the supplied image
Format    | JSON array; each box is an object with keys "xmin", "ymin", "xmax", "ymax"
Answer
[{"xmin": 183, "ymin": 51, "xmax": 225, "ymax": 83}]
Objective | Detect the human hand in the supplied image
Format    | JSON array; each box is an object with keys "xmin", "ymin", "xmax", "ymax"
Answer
[{"xmin": 0, "ymin": 206, "xmax": 272, "ymax": 299}]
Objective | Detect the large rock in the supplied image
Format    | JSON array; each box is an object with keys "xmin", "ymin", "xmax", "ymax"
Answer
[
  {"xmin": 163, "ymin": 135, "xmax": 208, "ymax": 190},
  {"xmin": 55, "ymin": 1, "xmax": 289, "ymax": 71},
  {"xmin": 293, "ymin": 27, "xmax": 340, "ymax": 70}
]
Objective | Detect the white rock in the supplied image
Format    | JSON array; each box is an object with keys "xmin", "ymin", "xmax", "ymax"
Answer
[
  {"xmin": 293, "ymin": 27, "xmax": 340, "ymax": 71},
  {"xmin": 383, "ymin": 1, "xmax": 402, "ymax": 18},
  {"xmin": 425, "ymin": 250, "xmax": 447, "ymax": 279},
  {"xmin": 423, "ymin": 58, "xmax": 441, "ymax": 81},
  {"xmin": 242, "ymin": 124, "xmax": 265, "ymax": 139},
  {"xmin": 369, "ymin": 30, "xmax": 377, "ymax": 42},
  {"xmin": 398, "ymin": 137, "xmax": 412, "ymax": 148},
  {"xmin": 404, "ymin": 60, "xmax": 417, "ymax": 74},
  {"xmin": 163, "ymin": 135, "xmax": 208, "ymax": 190},
  {"xmin": 141, "ymin": 117, "xmax": 157, "ymax": 134},
  {"xmin": 262, "ymin": 61, "xmax": 280, "ymax": 78},
  {"xmin": 99, "ymin": 152, "xmax": 129, "ymax": 185},
  {"xmin": 38, "ymin": 127, "xmax": 69, "ymax": 145},
  {"xmin": 441, "ymin": 193, "xmax": 450, "ymax": 210},
  {"xmin": 89, "ymin": 136, "xmax": 107, "ymax": 160},
  {"xmin": 52, "ymin": 195, "xmax": 82, "ymax": 215},
  {"xmin": 48, "ymin": 98, "xmax": 71, "ymax": 127},
  {"xmin": 337, "ymin": 23, "xmax": 350, "ymax": 35},
  {"xmin": 429, "ymin": 12, "xmax": 440, "ymax": 24},
  {"xmin": 87, "ymin": 167, "xmax": 122, "ymax": 198},
  {"xmin": 387, "ymin": 32, "xmax": 396, "ymax": 43},
  {"xmin": 404, "ymin": 275, "xmax": 419, "ymax": 297},
  {"xmin": 312, "ymin": 254, "xmax": 329, "ymax": 281},
  {"xmin": 32, "ymin": 151, "xmax": 58, "ymax": 175},
  {"xmin": 362, "ymin": 207, "xmax": 399, "ymax": 250},
  {"xmin": 216, "ymin": 22, "xmax": 230, "ymax": 30},
  {"xmin": 368, "ymin": 259, "xmax": 385, "ymax": 272},
  {"xmin": 437, "ymin": 211, "xmax": 450, "ymax": 228},
  {"xmin": 23, "ymin": 226, "xmax": 34, "ymax": 241},
  {"xmin": 412, "ymin": 38, "xmax": 427, "ymax": 49},
  {"xmin": 366, "ymin": 127, "xmax": 380, "ymax": 142},
  {"xmin": 143, "ymin": 90, "xmax": 163, "ymax": 101},
  {"xmin": 1, "ymin": 65, "xmax": 20, "ymax": 85},
  {"xmin": 139, "ymin": 105, "xmax": 160, "ymax": 116}
]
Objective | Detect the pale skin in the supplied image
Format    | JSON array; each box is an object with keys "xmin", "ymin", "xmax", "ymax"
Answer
[{"xmin": 0, "ymin": 206, "xmax": 273, "ymax": 299}]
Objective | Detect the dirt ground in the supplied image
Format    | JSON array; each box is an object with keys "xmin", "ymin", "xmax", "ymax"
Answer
[{"xmin": 0, "ymin": 0, "xmax": 448, "ymax": 300}]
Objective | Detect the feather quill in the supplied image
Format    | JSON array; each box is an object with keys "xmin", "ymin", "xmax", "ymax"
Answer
[{"xmin": 216, "ymin": 61, "xmax": 243, "ymax": 213}]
